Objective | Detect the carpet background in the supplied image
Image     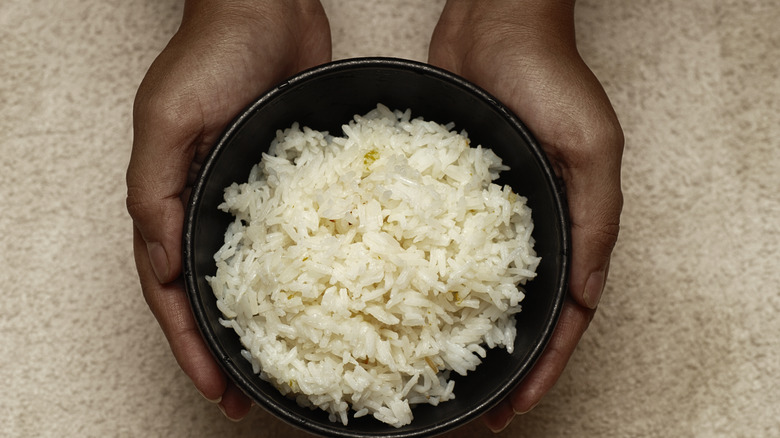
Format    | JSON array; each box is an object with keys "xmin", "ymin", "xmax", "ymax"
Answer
[{"xmin": 1, "ymin": 1, "xmax": 778, "ymax": 436}]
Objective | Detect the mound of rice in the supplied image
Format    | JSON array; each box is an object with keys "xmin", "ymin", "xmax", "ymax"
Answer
[{"xmin": 208, "ymin": 104, "xmax": 540, "ymax": 427}]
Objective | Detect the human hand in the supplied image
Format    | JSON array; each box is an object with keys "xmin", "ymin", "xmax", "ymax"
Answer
[
  {"xmin": 126, "ymin": 0, "xmax": 331, "ymax": 420},
  {"xmin": 429, "ymin": 0, "xmax": 624, "ymax": 432}
]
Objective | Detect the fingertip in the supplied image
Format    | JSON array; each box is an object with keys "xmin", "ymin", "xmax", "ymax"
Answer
[
  {"xmin": 198, "ymin": 389, "xmax": 222, "ymax": 404},
  {"xmin": 217, "ymin": 403, "xmax": 234, "ymax": 421},
  {"xmin": 512, "ymin": 397, "xmax": 540, "ymax": 416},
  {"xmin": 218, "ymin": 381, "xmax": 253, "ymax": 421},
  {"xmin": 182, "ymin": 348, "xmax": 228, "ymax": 404},
  {"xmin": 483, "ymin": 399, "xmax": 515, "ymax": 433},
  {"xmin": 159, "ymin": 301, "xmax": 228, "ymax": 404},
  {"xmin": 217, "ymin": 403, "xmax": 247, "ymax": 423},
  {"xmin": 505, "ymin": 300, "xmax": 594, "ymax": 419},
  {"xmin": 509, "ymin": 378, "xmax": 546, "ymax": 417}
]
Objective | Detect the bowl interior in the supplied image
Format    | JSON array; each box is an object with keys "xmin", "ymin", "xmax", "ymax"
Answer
[{"xmin": 184, "ymin": 58, "xmax": 569, "ymax": 437}]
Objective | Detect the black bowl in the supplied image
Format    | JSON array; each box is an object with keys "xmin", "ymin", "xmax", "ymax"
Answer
[{"xmin": 183, "ymin": 57, "xmax": 569, "ymax": 437}]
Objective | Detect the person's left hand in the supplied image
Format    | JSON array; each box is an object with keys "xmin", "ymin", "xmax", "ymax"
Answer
[{"xmin": 429, "ymin": 0, "xmax": 624, "ymax": 432}]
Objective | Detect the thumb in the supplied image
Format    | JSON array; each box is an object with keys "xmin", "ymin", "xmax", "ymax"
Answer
[
  {"xmin": 126, "ymin": 83, "xmax": 201, "ymax": 284},
  {"xmin": 559, "ymin": 129, "xmax": 623, "ymax": 309}
]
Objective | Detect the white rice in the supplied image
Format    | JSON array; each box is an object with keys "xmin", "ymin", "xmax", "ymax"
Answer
[{"xmin": 207, "ymin": 104, "xmax": 540, "ymax": 428}]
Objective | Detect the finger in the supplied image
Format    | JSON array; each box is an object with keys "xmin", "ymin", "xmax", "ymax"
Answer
[
  {"xmin": 480, "ymin": 300, "xmax": 593, "ymax": 430},
  {"xmin": 482, "ymin": 398, "xmax": 515, "ymax": 433},
  {"xmin": 508, "ymin": 298, "xmax": 594, "ymax": 413},
  {"xmin": 218, "ymin": 380, "xmax": 253, "ymax": 421},
  {"xmin": 125, "ymin": 65, "xmax": 203, "ymax": 284},
  {"xmin": 133, "ymin": 227, "xmax": 228, "ymax": 402},
  {"xmin": 556, "ymin": 121, "xmax": 623, "ymax": 309}
]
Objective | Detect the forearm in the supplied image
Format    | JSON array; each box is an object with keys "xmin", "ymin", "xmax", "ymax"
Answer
[
  {"xmin": 440, "ymin": 0, "xmax": 575, "ymax": 21},
  {"xmin": 180, "ymin": 0, "xmax": 325, "ymax": 28},
  {"xmin": 437, "ymin": 0, "xmax": 577, "ymax": 50}
]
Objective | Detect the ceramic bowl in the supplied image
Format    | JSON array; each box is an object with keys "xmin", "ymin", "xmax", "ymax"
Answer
[{"xmin": 183, "ymin": 57, "xmax": 569, "ymax": 437}]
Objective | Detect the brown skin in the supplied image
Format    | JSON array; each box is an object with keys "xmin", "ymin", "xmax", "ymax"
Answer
[
  {"xmin": 126, "ymin": 0, "xmax": 623, "ymax": 431},
  {"xmin": 429, "ymin": 0, "xmax": 623, "ymax": 431},
  {"xmin": 126, "ymin": 0, "xmax": 331, "ymax": 420}
]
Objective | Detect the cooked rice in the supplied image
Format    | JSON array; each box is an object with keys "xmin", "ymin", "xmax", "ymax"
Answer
[{"xmin": 207, "ymin": 104, "xmax": 539, "ymax": 427}]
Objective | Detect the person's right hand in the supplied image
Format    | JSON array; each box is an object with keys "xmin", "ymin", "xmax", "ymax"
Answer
[{"xmin": 125, "ymin": 0, "xmax": 331, "ymax": 420}]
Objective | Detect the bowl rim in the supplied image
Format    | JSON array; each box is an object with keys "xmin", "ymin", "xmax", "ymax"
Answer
[{"xmin": 183, "ymin": 56, "xmax": 570, "ymax": 437}]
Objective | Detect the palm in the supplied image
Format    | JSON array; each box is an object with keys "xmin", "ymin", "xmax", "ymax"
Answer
[{"xmin": 137, "ymin": 10, "xmax": 332, "ymax": 194}]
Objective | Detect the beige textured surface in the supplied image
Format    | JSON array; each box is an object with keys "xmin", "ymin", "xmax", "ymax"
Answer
[{"xmin": 1, "ymin": 0, "xmax": 778, "ymax": 436}]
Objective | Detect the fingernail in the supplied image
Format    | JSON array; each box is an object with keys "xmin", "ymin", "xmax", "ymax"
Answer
[
  {"xmin": 489, "ymin": 414, "xmax": 515, "ymax": 433},
  {"xmin": 513, "ymin": 400, "xmax": 539, "ymax": 416},
  {"xmin": 147, "ymin": 242, "xmax": 170, "ymax": 283},
  {"xmin": 198, "ymin": 389, "xmax": 222, "ymax": 404},
  {"xmin": 583, "ymin": 270, "xmax": 606, "ymax": 309},
  {"xmin": 217, "ymin": 403, "xmax": 241, "ymax": 422}
]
